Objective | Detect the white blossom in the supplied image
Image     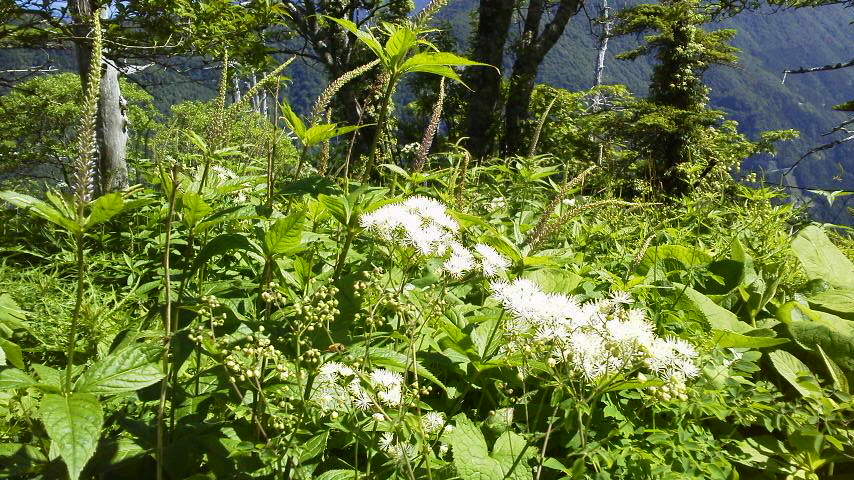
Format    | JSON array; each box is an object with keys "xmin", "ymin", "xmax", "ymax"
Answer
[
  {"xmin": 474, "ymin": 243, "xmax": 510, "ymax": 277},
  {"xmin": 443, "ymin": 242, "xmax": 476, "ymax": 278}
]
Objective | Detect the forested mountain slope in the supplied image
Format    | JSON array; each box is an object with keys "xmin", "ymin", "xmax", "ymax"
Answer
[{"xmin": 433, "ymin": 1, "xmax": 854, "ymax": 222}]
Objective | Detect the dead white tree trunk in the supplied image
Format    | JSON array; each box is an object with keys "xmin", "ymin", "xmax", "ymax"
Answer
[
  {"xmin": 70, "ymin": 0, "xmax": 128, "ymax": 194},
  {"xmin": 593, "ymin": 0, "xmax": 611, "ymax": 88}
]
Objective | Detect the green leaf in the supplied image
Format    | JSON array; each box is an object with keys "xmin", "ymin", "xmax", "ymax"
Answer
[
  {"xmin": 400, "ymin": 52, "xmax": 488, "ymax": 78},
  {"xmin": 304, "ymin": 124, "xmax": 364, "ymax": 147},
  {"xmin": 778, "ymin": 303, "xmax": 854, "ymax": 373},
  {"xmin": 522, "ymin": 268, "xmax": 581, "ymax": 295},
  {"xmin": 314, "ymin": 470, "xmax": 356, "ymax": 480},
  {"xmin": 0, "ymin": 190, "xmax": 80, "ymax": 234},
  {"xmin": 280, "ymin": 100, "xmax": 306, "ymax": 139},
  {"xmin": 710, "ymin": 329, "xmax": 788, "ymax": 349},
  {"xmin": 75, "ymin": 344, "xmax": 163, "ymax": 394},
  {"xmin": 0, "ymin": 338, "xmax": 24, "ymax": 369},
  {"xmin": 0, "ymin": 368, "xmax": 37, "ymax": 390},
  {"xmin": 791, "ymin": 225, "xmax": 854, "ymax": 290},
  {"xmin": 192, "ymin": 233, "xmax": 260, "ymax": 274},
  {"xmin": 384, "ymin": 26, "xmax": 417, "ymax": 61},
  {"xmin": 39, "ymin": 393, "xmax": 104, "ymax": 480},
  {"xmin": 298, "ymin": 431, "xmax": 328, "ymax": 463},
  {"xmin": 325, "ymin": 16, "xmax": 386, "ymax": 63},
  {"xmin": 351, "ymin": 347, "xmax": 447, "ymax": 391},
  {"xmin": 817, "ymin": 345, "xmax": 849, "ymax": 394},
  {"xmin": 807, "ymin": 288, "xmax": 854, "ymax": 320},
  {"xmin": 492, "ymin": 431, "xmax": 536, "ymax": 480},
  {"xmin": 85, "ymin": 193, "xmax": 124, "ymax": 228},
  {"xmin": 673, "ymin": 284, "xmax": 752, "ymax": 333},
  {"xmin": 768, "ymin": 350, "xmax": 822, "ymax": 398},
  {"xmin": 264, "ymin": 211, "xmax": 305, "ymax": 256},
  {"xmin": 638, "ymin": 245, "xmax": 712, "ymax": 275},
  {"xmin": 180, "ymin": 192, "xmax": 212, "ymax": 229},
  {"xmin": 0, "ymin": 293, "xmax": 27, "ymax": 331}
]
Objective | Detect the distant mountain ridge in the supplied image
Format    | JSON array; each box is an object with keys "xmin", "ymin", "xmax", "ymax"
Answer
[{"xmin": 429, "ymin": 0, "xmax": 854, "ymax": 223}]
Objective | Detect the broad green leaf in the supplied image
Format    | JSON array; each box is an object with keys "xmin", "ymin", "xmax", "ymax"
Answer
[
  {"xmin": 264, "ymin": 211, "xmax": 305, "ymax": 256},
  {"xmin": 0, "ymin": 293, "xmax": 27, "ymax": 331},
  {"xmin": 384, "ymin": 26, "xmax": 417, "ymax": 60},
  {"xmin": 401, "ymin": 52, "xmax": 487, "ymax": 73},
  {"xmin": 639, "ymin": 245, "xmax": 712, "ymax": 275},
  {"xmin": 191, "ymin": 233, "xmax": 260, "ymax": 274},
  {"xmin": 710, "ymin": 329, "xmax": 788, "ymax": 349},
  {"xmin": 492, "ymin": 430, "xmax": 536, "ymax": 480},
  {"xmin": 817, "ymin": 345, "xmax": 849, "ymax": 394},
  {"xmin": 318, "ymin": 194, "xmax": 350, "ymax": 225},
  {"xmin": 807, "ymin": 288, "xmax": 854, "ymax": 320},
  {"xmin": 402, "ymin": 63, "xmax": 463, "ymax": 83},
  {"xmin": 791, "ymin": 225, "xmax": 854, "ymax": 290},
  {"xmin": 315, "ymin": 470, "xmax": 356, "ymax": 480},
  {"xmin": 673, "ymin": 284, "xmax": 752, "ymax": 333},
  {"xmin": 0, "ymin": 191, "xmax": 80, "ymax": 234},
  {"xmin": 304, "ymin": 124, "xmax": 364, "ymax": 147},
  {"xmin": 325, "ymin": 17, "xmax": 386, "ymax": 63},
  {"xmin": 298, "ymin": 431, "xmax": 328, "ymax": 463},
  {"xmin": 280, "ymin": 100, "xmax": 306, "ymax": 139},
  {"xmin": 351, "ymin": 347, "xmax": 446, "ymax": 391},
  {"xmin": 75, "ymin": 344, "xmax": 163, "ymax": 394},
  {"xmin": 778, "ymin": 303, "xmax": 854, "ymax": 373},
  {"xmin": 0, "ymin": 338, "xmax": 24, "ymax": 369},
  {"xmin": 39, "ymin": 393, "xmax": 104, "ymax": 480},
  {"xmin": 768, "ymin": 350, "xmax": 822, "ymax": 398},
  {"xmin": 522, "ymin": 268, "xmax": 581, "ymax": 295},
  {"xmin": 471, "ymin": 318, "xmax": 503, "ymax": 360},
  {"xmin": 180, "ymin": 192, "xmax": 212, "ymax": 229},
  {"xmin": 85, "ymin": 193, "xmax": 124, "ymax": 228},
  {"xmin": 0, "ymin": 368, "xmax": 37, "ymax": 390}
]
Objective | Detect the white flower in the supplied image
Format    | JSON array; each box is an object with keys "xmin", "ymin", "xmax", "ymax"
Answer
[
  {"xmin": 421, "ymin": 412, "xmax": 445, "ymax": 435},
  {"xmin": 360, "ymin": 196, "xmax": 458, "ymax": 257},
  {"xmin": 474, "ymin": 243, "xmax": 510, "ymax": 277},
  {"xmin": 609, "ymin": 291, "xmax": 634, "ymax": 305},
  {"xmin": 319, "ymin": 362, "xmax": 354, "ymax": 379},
  {"xmin": 645, "ymin": 337, "xmax": 700, "ymax": 380},
  {"xmin": 443, "ymin": 242, "xmax": 476, "ymax": 278},
  {"xmin": 370, "ymin": 369, "xmax": 403, "ymax": 388}
]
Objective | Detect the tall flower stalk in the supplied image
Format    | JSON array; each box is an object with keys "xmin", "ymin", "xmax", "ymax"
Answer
[{"xmin": 66, "ymin": 8, "xmax": 103, "ymax": 392}]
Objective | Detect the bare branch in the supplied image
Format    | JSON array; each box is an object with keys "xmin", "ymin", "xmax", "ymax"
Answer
[{"xmin": 781, "ymin": 57, "xmax": 854, "ymax": 84}]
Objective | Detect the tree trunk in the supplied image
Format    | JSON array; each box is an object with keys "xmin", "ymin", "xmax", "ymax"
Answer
[
  {"xmin": 503, "ymin": 0, "xmax": 582, "ymax": 157},
  {"xmin": 593, "ymin": 0, "xmax": 611, "ymax": 88},
  {"xmin": 463, "ymin": 0, "xmax": 515, "ymax": 160},
  {"xmin": 71, "ymin": 0, "xmax": 129, "ymax": 194}
]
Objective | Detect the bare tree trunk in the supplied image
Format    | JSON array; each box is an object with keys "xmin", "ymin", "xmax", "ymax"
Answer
[
  {"xmin": 233, "ymin": 74, "xmax": 242, "ymax": 103},
  {"xmin": 503, "ymin": 0, "xmax": 582, "ymax": 157},
  {"xmin": 463, "ymin": 0, "xmax": 515, "ymax": 160},
  {"xmin": 70, "ymin": 0, "xmax": 128, "ymax": 194},
  {"xmin": 593, "ymin": 0, "xmax": 611, "ymax": 88}
]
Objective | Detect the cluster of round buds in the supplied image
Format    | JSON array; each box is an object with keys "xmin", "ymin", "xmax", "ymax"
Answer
[
  {"xmin": 647, "ymin": 375, "xmax": 689, "ymax": 402},
  {"xmin": 301, "ymin": 348, "xmax": 321, "ymax": 364},
  {"xmin": 410, "ymin": 381, "xmax": 434, "ymax": 397},
  {"xmin": 294, "ymin": 283, "xmax": 339, "ymax": 332},
  {"xmin": 223, "ymin": 327, "xmax": 290, "ymax": 383},
  {"xmin": 261, "ymin": 282, "xmax": 284, "ymax": 304}
]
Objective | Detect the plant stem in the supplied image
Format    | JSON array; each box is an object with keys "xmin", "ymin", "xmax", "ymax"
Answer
[
  {"xmin": 157, "ymin": 165, "xmax": 180, "ymax": 480},
  {"xmin": 362, "ymin": 77, "xmax": 396, "ymax": 181},
  {"xmin": 65, "ymin": 230, "xmax": 85, "ymax": 392}
]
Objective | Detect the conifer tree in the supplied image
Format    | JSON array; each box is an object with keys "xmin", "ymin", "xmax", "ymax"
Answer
[{"xmin": 615, "ymin": 0, "xmax": 738, "ymax": 195}]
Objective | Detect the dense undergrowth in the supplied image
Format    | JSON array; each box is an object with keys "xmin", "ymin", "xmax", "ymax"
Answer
[{"xmin": 2, "ymin": 10, "xmax": 854, "ymax": 480}]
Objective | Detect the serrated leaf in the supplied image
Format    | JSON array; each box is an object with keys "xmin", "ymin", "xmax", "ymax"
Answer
[
  {"xmin": 298, "ymin": 431, "xmax": 328, "ymax": 463},
  {"xmin": 0, "ymin": 368, "xmax": 37, "ymax": 390},
  {"xmin": 75, "ymin": 345, "xmax": 163, "ymax": 394},
  {"xmin": 778, "ymin": 301, "xmax": 854, "ymax": 373},
  {"xmin": 0, "ymin": 293, "xmax": 28, "ymax": 331},
  {"xmin": 85, "ymin": 193, "xmax": 124, "ymax": 228},
  {"xmin": 807, "ymin": 288, "xmax": 854, "ymax": 320},
  {"xmin": 315, "ymin": 470, "xmax": 356, "ymax": 480},
  {"xmin": 492, "ymin": 431, "xmax": 536, "ymax": 480},
  {"xmin": 181, "ymin": 192, "xmax": 212, "ymax": 229},
  {"xmin": 0, "ymin": 190, "xmax": 80, "ymax": 233},
  {"xmin": 191, "ymin": 233, "xmax": 260, "ymax": 274},
  {"xmin": 39, "ymin": 393, "xmax": 104, "ymax": 480},
  {"xmin": 264, "ymin": 211, "xmax": 305, "ymax": 256}
]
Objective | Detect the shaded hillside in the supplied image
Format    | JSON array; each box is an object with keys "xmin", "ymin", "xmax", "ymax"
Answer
[{"xmin": 432, "ymin": 1, "xmax": 854, "ymax": 223}]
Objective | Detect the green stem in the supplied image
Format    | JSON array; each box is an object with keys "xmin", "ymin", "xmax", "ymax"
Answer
[
  {"xmin": 362, "ymin": 77, "xmax": 396, "ymax": 181},
  {"xmin": 65, "ymin": 230, "xmax": 85, "ymax": 392}
]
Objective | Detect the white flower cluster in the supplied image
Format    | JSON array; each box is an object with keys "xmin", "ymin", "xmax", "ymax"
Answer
[
  {"xmin": 310, "ymin": 363, "xmax": 405, "ymax": 412},
  {"xmin": 360, "ymin": 196, "xmax": 510, "ymax": 279},
  {"xmin": 490, "ymin": 279, "xmax": 699, "ymax": 384}
]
